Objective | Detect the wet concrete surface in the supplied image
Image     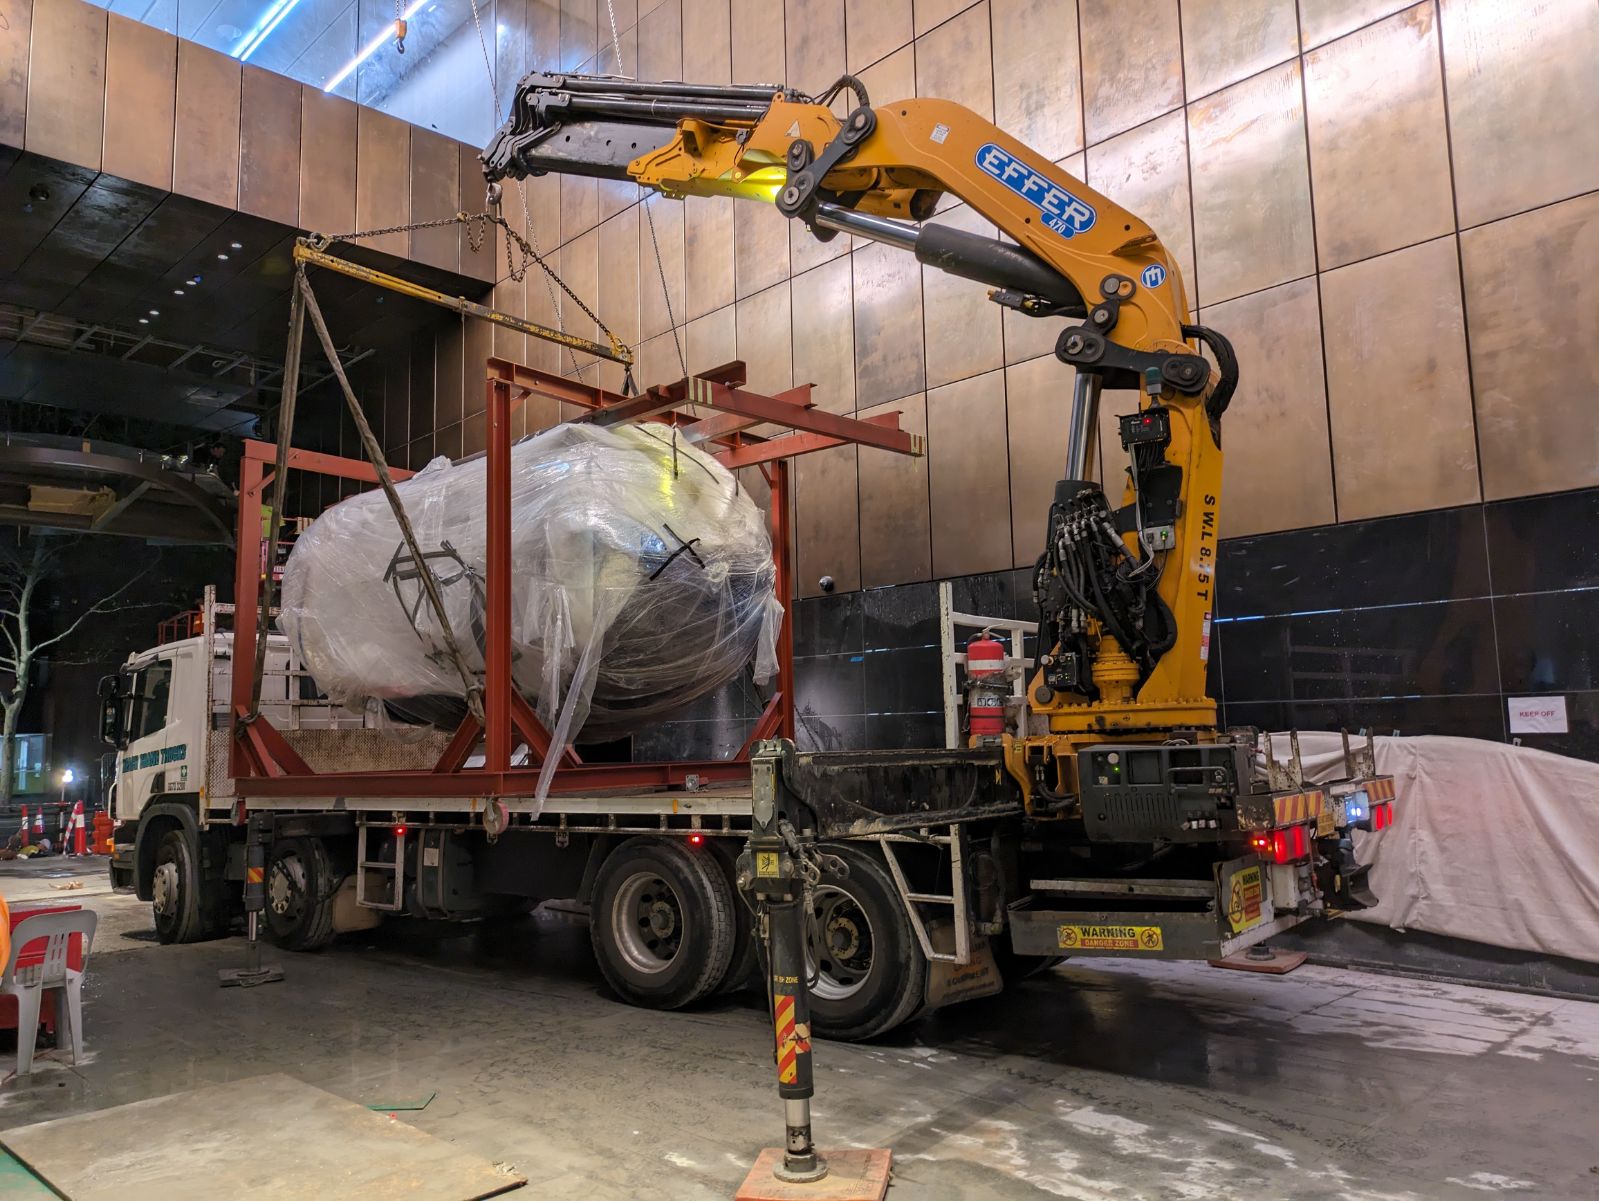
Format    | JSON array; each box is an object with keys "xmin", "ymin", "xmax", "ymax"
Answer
[{"xmin": 1, "ymin": 869, "xmax": 1596, "ymax": 1199}]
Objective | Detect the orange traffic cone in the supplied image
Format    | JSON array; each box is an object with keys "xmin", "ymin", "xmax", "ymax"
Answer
[
  {"xmin": 19, "ymin": 804, "xmax": 29, "ymax": 847},
  {"xmin": 32, "ymin": 810, "xmax": 43, "ymax": 838},
  {"xmin": 93, "ymin": 811, "xmax": 114, "ymax": 855},
  {"xmin": 72, "ymin": 802, "xmax": 86, "ymax": 856}
]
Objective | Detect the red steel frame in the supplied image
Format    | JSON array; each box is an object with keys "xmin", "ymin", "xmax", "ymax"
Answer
[{"xmin": 229, "ymin": 355, "xmax": 920, "ymax": 801}]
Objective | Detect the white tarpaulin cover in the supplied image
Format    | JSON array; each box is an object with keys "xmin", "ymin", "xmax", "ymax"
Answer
[{"xmin": 1291, "ymin": 732, "xmax": 1599, "ymax": 965}]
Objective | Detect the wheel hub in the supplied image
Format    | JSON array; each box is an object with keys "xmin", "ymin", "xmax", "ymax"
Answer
[
  {"xmin": 808, "ymin": 885, "xmax": 875, "ymax": 1002},
  {"xmin": 269, "ymin": 855, "xmax": 306, "ymax": 919},
  {"xmin": 152, "ymin": 861, "xmax": 178, "ymax": 917},
  {"xmin": 646, "ymin": 899, "xmax": 677, "ymax": 940},
  {"xmin": 826, "ymin": 915, "xmax": 861, "ymax": 961},
  {"xmin": 612, "ymin": 871, "xmax": 685, "ymax": 974}
]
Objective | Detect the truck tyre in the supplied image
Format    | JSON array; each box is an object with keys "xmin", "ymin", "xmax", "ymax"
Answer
[
  {"xmin": 152, "ymin": 829, "xmax": 213, "ymax": 944},
  {"xmin": 807, "ymin": 843, "xmax": 926, "ymax": 1042},
  {"xmin": 590, "ymin": 836, "xmax": 734, "ymax": 1010},
  {"xmin": 708, "ymin": 837, "xmax": 759, "ymax": 994},
  {"xmin": 264, "ymin": 836, "xmax": 338, "ymax": 951}
]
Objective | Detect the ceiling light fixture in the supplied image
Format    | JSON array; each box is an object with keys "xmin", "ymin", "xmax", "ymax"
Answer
[
  {"xmin": 233, "ymin": 0, "xmax": 305, "ymax": 62},
  {"xmin": 325, "ymin": 0, "xmax": 428, "ymax": 92},
  {"xmin": 139, "ymin": 318, "xmax": 149, "ymax": 324},
  {"xmin": 148, "ymin": 309, "xmax": 160, "ymax": 316},
  {"xmin": 231, "ymin": 242, "xmax": 243, "ymax": 250},
  {"xmin": 217, "ymin": 253, "xmax": 229, "ymax": 261},
  {"xmin": 174, "ymin": 289, "xmax": 185, "ymax": 296}
]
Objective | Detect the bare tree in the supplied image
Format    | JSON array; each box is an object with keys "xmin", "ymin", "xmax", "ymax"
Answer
[{"xmin": 0, "ymin": 532, "xmax": 161, "ymax": 805}]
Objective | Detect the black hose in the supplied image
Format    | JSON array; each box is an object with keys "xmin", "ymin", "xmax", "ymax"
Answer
[
  {"xmin": 813, "ymin": 73, "xmax": 871, "ymax": 109},
  {"xmin": 1183, "ymin": 323, "xmax": 1239, "ymax": 420}
]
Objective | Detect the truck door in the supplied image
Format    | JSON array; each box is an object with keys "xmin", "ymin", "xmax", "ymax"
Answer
[{"xmin": 115, "ymin": 649, "xmax": 198, "ymax": 822}]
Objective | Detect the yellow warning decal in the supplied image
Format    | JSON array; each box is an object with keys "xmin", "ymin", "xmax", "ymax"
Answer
[
  {"xmin": 1058, "ymin": 924, "xmax": 1164, "ymax": 952},
  {"xmin": 755, "ymin": 851, "xmax": 780, "ymax": 877},
  {"xmin": 1226, "ymin": 866, "xmax": 1264, "ymax": 933},
  {"xmin": 246, "ymin": 866, "xmax": 265, "ymax": 884}
]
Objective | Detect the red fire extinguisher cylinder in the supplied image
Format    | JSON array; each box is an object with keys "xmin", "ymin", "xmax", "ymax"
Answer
[{"xmin": 966, "ymin": 633, "xmax": 1008, "ymax": 739}]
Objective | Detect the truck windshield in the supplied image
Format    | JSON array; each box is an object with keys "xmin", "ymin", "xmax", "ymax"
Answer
[{"xmin": 132, "ymin": 660, "xmax": 173, "ymax": 741}]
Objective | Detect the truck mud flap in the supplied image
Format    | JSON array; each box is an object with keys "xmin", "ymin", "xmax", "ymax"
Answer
[{"xmin": 1009, "ymin": 907, "xmax": 1304, "ymax": 961}]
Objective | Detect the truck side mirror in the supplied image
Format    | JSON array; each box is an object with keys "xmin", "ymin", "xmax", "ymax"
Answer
[{"xmin": 99, "ymin": 673, "xmax": 129, "ymax": 750}]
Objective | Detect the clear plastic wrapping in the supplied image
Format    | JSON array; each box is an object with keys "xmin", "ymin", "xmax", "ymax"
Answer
[{"xmin": 278, "ymin": 421, "xmax": 783, "ymax": 801}]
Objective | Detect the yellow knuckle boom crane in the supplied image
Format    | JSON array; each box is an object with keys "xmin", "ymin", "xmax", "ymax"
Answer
[{"xmin": 482, "ymin": 70, "xmax": 1389, "ymax": 929}]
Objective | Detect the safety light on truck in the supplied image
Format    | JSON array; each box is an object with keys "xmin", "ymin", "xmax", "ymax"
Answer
[
  {"xmin": 1271, "ymin": 825, "xmax": 1310, "ymax": 864},
  {"xmin": 1369, "ymin": 801, "xmax": 1394, "ymax": 831},
  {"xmin": 689, "ymin": 833, "xmax": 705, "ymax": 846},
  {"xmin": 1248, "ymin": 833, "xmax": 1271, "ymax": 856}
]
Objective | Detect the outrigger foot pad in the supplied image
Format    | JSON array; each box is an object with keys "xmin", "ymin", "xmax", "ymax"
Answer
[{"xmin": 735, "ymin": 1148, "xmax": 891, "ymax": 1201}]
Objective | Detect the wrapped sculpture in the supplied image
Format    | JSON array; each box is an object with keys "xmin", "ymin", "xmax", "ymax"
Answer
[{"xmin": 279, "ymin": 421, "xmax": 783, "ymax": 782}]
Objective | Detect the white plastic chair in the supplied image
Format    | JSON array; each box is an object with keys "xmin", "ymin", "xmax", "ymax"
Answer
[{"xmin": 1, "ymin": 910, "xmax": 97, "ymax": 1075}]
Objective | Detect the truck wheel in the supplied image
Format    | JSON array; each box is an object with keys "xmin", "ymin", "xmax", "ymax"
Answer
[
  {"xmin": 264, "ymin": 836, "xmax": 338, "ymax": 951},
  {"xmin": 708, "ymin": 838, "xmax": 759, "ymax": 994},
  {"xmin": 590, "ymin": 837, "xmax": 734, "ymax": 1010},
  {"xmin": 807, "ymin": 843, "xmax": 926, "ymax": 1042},
  {"xmin": 152, "ymin": 829, "xmax": 212, "ymax": 944}
]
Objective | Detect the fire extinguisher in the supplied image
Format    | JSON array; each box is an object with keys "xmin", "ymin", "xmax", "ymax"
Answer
[{"xmin": 965, "ymin": 632, "xmax": 1008, "ymax": 740}]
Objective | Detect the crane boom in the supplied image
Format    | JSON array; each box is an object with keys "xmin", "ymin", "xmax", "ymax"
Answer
[{"xmin": 484, "ymin": 71, "xmax": 1241, "ymax": 807}]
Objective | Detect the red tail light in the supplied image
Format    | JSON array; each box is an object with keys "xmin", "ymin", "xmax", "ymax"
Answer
[
  {"xmin": 1248, "ymin": 833, "xmax": 1271, "ymax": 856},
  {"xmin": 688, "ymin": 833, "xmax": 704, "ymax": 846},
  {"xmin": 1271, "ymin": 824, "xmax": 1310, "ymax": 864},
  {"xmin": 394, "ymin": 824, "xmax": 407, "ymax": 837},
  {"xmin": 1370, "ymin": 801, "xmax": 1394, "ymax": 831}
]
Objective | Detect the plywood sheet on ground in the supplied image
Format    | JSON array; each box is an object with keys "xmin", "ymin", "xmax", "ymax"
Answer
[{"xmin": 0, "ymin": 1072, "xmax": 524, "ymax": 1201}]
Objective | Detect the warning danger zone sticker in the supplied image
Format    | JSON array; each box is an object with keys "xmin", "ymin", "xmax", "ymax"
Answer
[
  {"xmin": 1057, "ymin": 924, "xmax": 1164, "ymax": 952},
  {"xmin": 1227, "ymin": 865, "xmax": 1265, "ymax": 933}
]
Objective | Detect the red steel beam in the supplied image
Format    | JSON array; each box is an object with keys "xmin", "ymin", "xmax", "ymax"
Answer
[
  {"xmin": 237, "ymin": 759, "xmax": 755, "ymax": 799},
  {"xmin": 693, "ymin": 382, "xmax": 922, "ymax": 457},
  {"xmin": 243, "ymin": 438, "xmax": 415, "ymax": 484},
  {"xmin": 715, "ymin": 415, "xmax": 908, "ymax": 469},
  {"xmin": 484, "ymin": 376, "xmax": 514, "ymax": 772}
]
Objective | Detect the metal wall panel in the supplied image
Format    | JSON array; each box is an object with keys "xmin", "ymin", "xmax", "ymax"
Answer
[
  {"xmin": 299, "ymin": 89, "xmax": 357, "ymax": 239},
  {"xmin": 238, "ymin": 66, "xmax": 300, "ymax": 226},
  {"xmin": 102, "ymin": 15, "xmax": 175, "ymax": 191},
  {"xmin": 384, "ymin": 347, "xmax": 409, "ymax": 454},
  {"xmin": 991, "ymin": 0, "xmax": 1082, "ymax": 161},
  {"xmin": 1078, "ymin": 0, "xmax": 1182, "ymax": 145},
  {"xmin": 435, "ymin": 321, "xmax": 466, "ymax": 430},
  {"xmin": 1305, "ymin": 3, "xmax": 1453, "ymax": 270},
  {"xmin": 928, "ymin": 369, "xmax": 1011, "ymax": 577},
  {"xmin": 686, "ymin": 304, "xmax": 737, "ymax": 376},
  {"xmin": 173, "ymin": 40, "xmax": 239, "ymax": 210},
  {"xmin": 1440, "ymin": 0, "xmax": 1599, "ymax": 229},
  {"xmin": 731, "ymin": 0, "xmax": 784, "ymax": 84},
  {"xmin": 1461, "ymin": 192, "xmax": 1599, "ymax": 499},
  {"xmin": 684, "ymin": 194, "xmax": 735, "ymax": 319},
  {"xmin": 638, "ymin": 0, "xmax": 683, "ymax": 90},
  {"xmin": 1300, "ymin": 0, "xmax": 1421, "ymax": 49},
  {"xmin": 1085, "ymin": 111, "xmax": 1196, "ymax": 313},
  {"xmin": 560, "ymin": 0, "xmax": 597, "ymax": 72},
  {"xmin": 792, "ymin": 254, "xmax": 855, "ymax": 413},
  {"xmin": 857, "ymin": 42, "xmax": 914, "ymax": 106},
  {"xmin": 1005, "ymin": 354, "xmax": 1074, "ymax": 566},
  {"xmin": 559, "ymin": 227, "xmax": 600, "ymax": 374},
  {"xmin": 597, "ymin": 205, "xmax": 640, "ymax": 393},
  {"xmin": 922, "ymin": 205, "xmax": 1003, "ymax": 388},
  {"xmin": 787, "ymin": 0, "xmax": 844, "ymax": 93},
  {"xmin": 459, "ymin": 141, "xmax": 496, "ymax": 283},
  {"xmin": 0, "ymin": 0, "xmax": 30, "ymax": 149},
  {"xmin": 638, "ymin": 194, "xmax": 686, "ymax": 340},
  {"xmin": 914, "ymin": 0, "xmax": 974, "ymax": 36},
  {"xmin": 355, "ymin": 108, "xmax": 409, "ymax": 258},
  {"xmin": 735, "ymin": 198, "xmax": 791, "ymax": 299},
  {"xmin": 462, "ymin": 318, "xmax": 494, "ymax": 417},
  {"xmin": 853, "ymin": 240, "xmax": 924, "ymax": 406},
  {"xmin": 683, "ymin": 0, "xmax": 733, "ymax": 83},
  {"xmin": 858, "ymin": 392, "xmax": 931, "ymax": 586},
  {"xmin": 914, "ymin": 1, "xmax": 991, "ymax": 119},
  {"xmin": 408, "ymin": 128, "xmax": 460, "ymax": 272},
  {"xmin": 25, "ymin": 0, "xmax": 106, "ymax": 169},
  {"xmin": 1322, "ymin": 236, "xmax": 1479, "ymax": 520},
  {"xmin": 1188, "ymin": 60, "xmax": 1314, "ymax": 306},
  {"xmin": 1201, "ymin": 277, "xmax": 1336, "ymax": 537},
  {"xmin": 555, "ymin": 173, "xmax": 595, "ymax": 253},
  {"xmin": 796, "ymin": 445, "xmax": 860, "ymax": 597},
  {"xmin": 408, "ymin": 330, "xmax": 435, "ymax": 440},
  {"xmin": 1181, "ymin": 0, "xmax": 1299, "ymax": 100},
  {"xmin": 734, "ymin": 281, "xmax": 793, "ymax": 395},
  {"xmin": 847, "ymin": 0, "xmax": 911, "ymax": 71}
]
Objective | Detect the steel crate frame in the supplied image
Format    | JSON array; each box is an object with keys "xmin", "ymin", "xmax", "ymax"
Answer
[{"xmin": 228, "ymin": 355, "xmax": 921, "ymax": 801}]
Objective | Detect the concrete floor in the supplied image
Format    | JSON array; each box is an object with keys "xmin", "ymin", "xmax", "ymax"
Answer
[{"xmin": 2, "ymin": 859, "xmax": 1597, "ymax": 1200}]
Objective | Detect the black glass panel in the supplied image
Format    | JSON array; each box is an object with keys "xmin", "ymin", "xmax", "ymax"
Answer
[
  {"xmin": 864, "ymin": 646, "xmax": 944, "ymax": 714},
  {"xmin": 1484, "ymin": 487, "xmax": 1599, "ymax": 594},
  {"xmin": 1218, "ymin": 599, "xmax": 1498, "ymax": 703},
  {"xmin": 864, "ymin": 580, "xmax": 941, "ymax": 650},
  {"xmin": 1494, "ymin": 591, "xmax": 1599, "ymax": 693},
  {"xmin": 795, "ymin": 713, "xmax": 865, "ymax": 752},
  {"xmin": 794, "ymin": 653, "xmax": 866, "ymax": 717},
  {"xmin": 793, "ymin": 591, "xmax": 864, "ymax": 657},
  {"xmin": 1218, "ymin": 505, "xmax": 1490, "ymax": 617},
  {"xmin": 867, "ymin": 712, "xmax": 944, "ymax": 750},
  {"xmin": 1227, "ymin": 695, "xmax": 1505, "ymax": 742}
]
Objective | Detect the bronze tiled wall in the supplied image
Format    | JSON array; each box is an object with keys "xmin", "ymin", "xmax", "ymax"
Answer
[{"xmin": 412, "ymin": 0, "xmax": 1599, "ymax": 599}]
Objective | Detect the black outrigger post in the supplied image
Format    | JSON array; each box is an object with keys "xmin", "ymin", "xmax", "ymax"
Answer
[
  {"xmin": 218, "ymin": 814, "xmax": 284, "ymax": 988},
  {"xmin": 733, "ymin": 741, "xmax": 891, "ymax": 1201}
]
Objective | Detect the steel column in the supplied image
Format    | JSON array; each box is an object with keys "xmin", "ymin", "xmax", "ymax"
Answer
[{"xmin": 485, "ymin": 374, "xmax": 513, "ymax": 772}]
